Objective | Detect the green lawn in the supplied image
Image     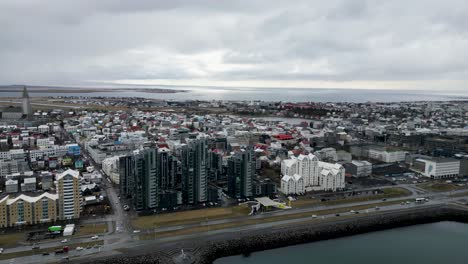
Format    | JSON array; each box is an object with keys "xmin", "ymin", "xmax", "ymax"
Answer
[
  {"xmin": 132, "ymin": 205, "xmax": 251, "ymax": 230},
  {"xmin": 418, "ymin": 182, "xmax": 463, "ymax": 192},
  {"xmin": 0, "ymin": 232, "xmax": 26, "ymax": 247},
  {"xmin": 76, "ymin": 223, "xmax": 108, "ymax": 236},
  {"xmin": 139, "ymin": 199, "xmax": 408, "ymax": 240},
  {"xmin": 292, "ymin": 187, "xmax": 411, "ymax": 208}
]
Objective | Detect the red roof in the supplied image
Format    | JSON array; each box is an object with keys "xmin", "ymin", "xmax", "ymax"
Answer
[{"xmin": 275, "ymin": 134, "xmax": 294, "ymax": 140}]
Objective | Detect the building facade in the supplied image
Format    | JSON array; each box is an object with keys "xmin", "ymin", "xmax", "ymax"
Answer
[
  {"xmin": 119, "ymin": 148, "xmax": 159, "ymax": 211},
  {"xmin": 280, "ymin": 154, "xmax": 345, "ymax": 194},
  {"xmin": 227, "ymin": 148, "xmax": 255, "ymax": 198},
  {"xmin": 181, "ymin": 137, "xmax": 208, "ymax": 204},
  {"xmin": 57, "ymin": 169, "xmax": 81, "ymax": 220},
  {"xmin": 0, "ymin": 192, "xmax": 58, "ymax": 227},
  {"xmin": 414, "ymin": 158, "xmax": 460, "ymax": 179}
]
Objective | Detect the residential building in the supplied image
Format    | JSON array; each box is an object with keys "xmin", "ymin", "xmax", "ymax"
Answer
[
  {"xmin": 181, "ymin": 137, "xmax": 208, "ymax": 204},
  {"xmin": 280, "ymin": 154, "xmax": 345, "ymax": 194},
  {"xmin": 0, "ymin": 192, "xmax": 58, "ymax": 227},
  {"xmin": 119, "ymin": 148, "xmax": 158, "ymax": 211},
  {"xmin": 57, "ymin": 169, "xmax": 81, "ymax": 220},
  {"xmin": 227, "ymin": 148, "xmax": 255, "ymax": 198},
  {"xmin": 102, "ymin": 156, "xmax": 121, "ymax": 184}
]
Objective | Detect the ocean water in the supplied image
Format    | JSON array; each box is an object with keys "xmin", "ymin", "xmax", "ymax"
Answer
[
  {"xmin": 0, "ymin": 87, "xmax": 466, "ymax": 102},
  {"xmin": 215, "ymin": 221, "xmax": 468, "ymax": 264}
]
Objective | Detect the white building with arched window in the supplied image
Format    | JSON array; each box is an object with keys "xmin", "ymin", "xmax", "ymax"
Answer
[{"xmin": 280, "ymin": 154, "xmax": 345, "ymax": 195}]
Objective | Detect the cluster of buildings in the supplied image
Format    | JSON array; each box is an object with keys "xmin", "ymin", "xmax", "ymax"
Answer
[
  {"xmin": 280, "ymin": 154, "xmax": 345, "ymax": 195},
  {"xmin": 0, "ymin": 170, "xmax": 81, "ymax": 228},
  {"xmin": 0, "ymin": 87, "xmax": 466, "ymax": 226}
]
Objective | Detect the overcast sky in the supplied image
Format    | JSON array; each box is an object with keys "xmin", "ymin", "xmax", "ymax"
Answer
[{"xmin": 1, "ymin": 0, "xmax": 467, "ymax": 91}]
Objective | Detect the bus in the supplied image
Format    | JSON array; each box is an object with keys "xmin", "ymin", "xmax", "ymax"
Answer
[{"xmin": 415, "ymin": 198, "xmax": 428, "ymax": 203}]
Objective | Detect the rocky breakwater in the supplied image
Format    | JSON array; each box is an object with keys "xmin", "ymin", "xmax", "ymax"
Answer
[{"xmin": 198, "ymin": 205, "xmax": 468, "ymax": 264}]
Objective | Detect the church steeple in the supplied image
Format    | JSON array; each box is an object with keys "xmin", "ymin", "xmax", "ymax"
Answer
[
  {"xmin": 22, "ymin": 86, "xmax": 30, "ymax": 98},
  {"xmin": 22, "ymin": 86, "xmax": 32, "ymax": 118}
]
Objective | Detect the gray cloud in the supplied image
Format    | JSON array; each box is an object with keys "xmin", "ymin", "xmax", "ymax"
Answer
[{"xmin": 0, "ymin": 0, "xmax": 467, "ymax": 90}]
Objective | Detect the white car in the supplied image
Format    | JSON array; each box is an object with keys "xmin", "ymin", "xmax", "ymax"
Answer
[
  {"xmin": 76, "ymin": 247, "xmax": 84, "ymax": 251},
  {"xmin": 311, "ymin": 214, "xmax": 317, "ymax": 218},
  {"xmin": 133, "ymin": 230, "xmax": 141, "ymax": 234},
  {"xmin": 91, "ymin": 235, "xmax": 99, "ymax": 240},
  {"xmin": 61, "ymin": 239, "xmax": 68, "ymax": 243},
  {"xmin": 0, "ymin": 247, "xmax": 4, "ymax": 254}
]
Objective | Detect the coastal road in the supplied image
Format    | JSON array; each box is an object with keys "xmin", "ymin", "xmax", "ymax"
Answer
[{"xmin": 2, "ymin": 186, "xmax": 467, "ymax": 264}]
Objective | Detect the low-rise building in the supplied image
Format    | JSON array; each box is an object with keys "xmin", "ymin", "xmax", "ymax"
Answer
[
  {"xmin": 345, "ymin": 160, "xmax": 372, "ymax": 177},
  {"xmin": 21, "ymin": 177, "xmax": 36, "ymax": 192},
  {"xmin": 413, "ymin": 158, "xmax": 460, "ymax": 179},
  {"xmin": 368, "ymin": 148, "xmax": 407, "ymax": 163},
  {"xmin": 5, "ymin": 179, "xmax": 18, "ymax": 193}
]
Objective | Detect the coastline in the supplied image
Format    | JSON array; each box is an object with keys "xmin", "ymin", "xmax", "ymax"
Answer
[
  {"xmin": 87, "ymin": 205, "xmax": 468, "ymax": 264},
  {"xmin": 0, "ymin": 87, "xmax": 187, "ymax": 94}
]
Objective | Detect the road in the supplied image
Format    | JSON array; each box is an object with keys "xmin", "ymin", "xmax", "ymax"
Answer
[{"xmin": 2, "ymin": 184, "xmax": 468, "ymax": 264}]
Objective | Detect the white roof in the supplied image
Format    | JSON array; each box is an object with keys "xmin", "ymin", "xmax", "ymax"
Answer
[
  {"xmin": 5, "ymin": 179, "xmax": 18, "ymax": 184},
  {"xmin": 255, "ymin": 197, "xmax": 282, "ymax": 207},
  {"xmin": 321, "ymin": 169, "xmax": 331, "ymax": 176},
  {"xmin": 7, "ymin": 192, "xmax": 58, "ymax": 205},
  {"xmin": 24, "ymin": 178, "xmax": 36, "ymax": 184},
  {"xmin": 57, "ymin": 169, "xmax": 80, "ymax": 180},
  {"xmin": 282, "ymin": 159, "xmax": 297, "ymax": 168},
  {"xmin": 293, "ymin": 174, "xmax": 302, "ymax": 181},
  {"xmin": 84, "ymin": 196, "xmax": 97, "ymax": 201},
  {"xmin": 281, "ymin": 175, "xmax": 293, "ymax": 182}
]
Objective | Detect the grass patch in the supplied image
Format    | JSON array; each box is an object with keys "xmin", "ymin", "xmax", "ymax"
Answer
[
  {"xmin": 418, "ymin": 182, "xmax": 463, "ymax": 192},
  {"xmin": 139, "ymin": 199, "xmax": 408, "ymax": 239},
  {"xmin": 0, "ymin": 240, "xmax": 104, "ymax": 261},
  {"xmin": 449, "ymin": 192, "xmax": 468, "ymax": 198},
  {"xmin": 0, "ymin": 232, "xmax": 26, "ymax": 247},
  {"xmin": 76, "ymin": 223, "xmax": 108, "ymax": 236},
  {"xmin": 131, "ymin": 205, "xmax": 251, "ymax": 230},
  {"xmin": 292, "ymin": 187, "xmax": 411, "ymax": 208}
]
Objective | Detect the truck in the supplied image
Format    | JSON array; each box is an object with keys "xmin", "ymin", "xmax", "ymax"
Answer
[{"xmin": 48, "ymin": 226, "xmax": 62, "ymax": 232}]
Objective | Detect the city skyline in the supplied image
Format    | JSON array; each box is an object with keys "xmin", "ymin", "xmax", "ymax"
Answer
[{"xmin": 0, "ymin": 0, "xmax": 467, "ymax": 91}]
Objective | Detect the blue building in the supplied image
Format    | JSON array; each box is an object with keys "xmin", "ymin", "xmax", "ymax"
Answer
[{"xmin": 68, "ymin": 144, "xmax": 81, "ymax": 156}]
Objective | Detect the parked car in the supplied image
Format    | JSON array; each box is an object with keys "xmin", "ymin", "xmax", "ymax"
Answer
[{"xmin": 91, "ymin": 235, "xmax": 99, "ymax": 240}]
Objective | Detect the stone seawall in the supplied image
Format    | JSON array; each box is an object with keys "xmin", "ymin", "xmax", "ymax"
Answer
[
  {"xmin": 87, "ymin": 205, "xmax": 468, "ymax": 264},
  {"xmin": 198, "ymin": 205, "xmax": 468, "ymax": 264}
]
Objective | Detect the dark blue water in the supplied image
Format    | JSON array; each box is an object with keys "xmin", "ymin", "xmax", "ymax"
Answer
[
  {"xmin": 0, "ymin": 87, "xmax": 466, "ymax": 102},
  {"xmin": 215, "ymin": 221, "xmax": 468, "ymax": 264}
]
